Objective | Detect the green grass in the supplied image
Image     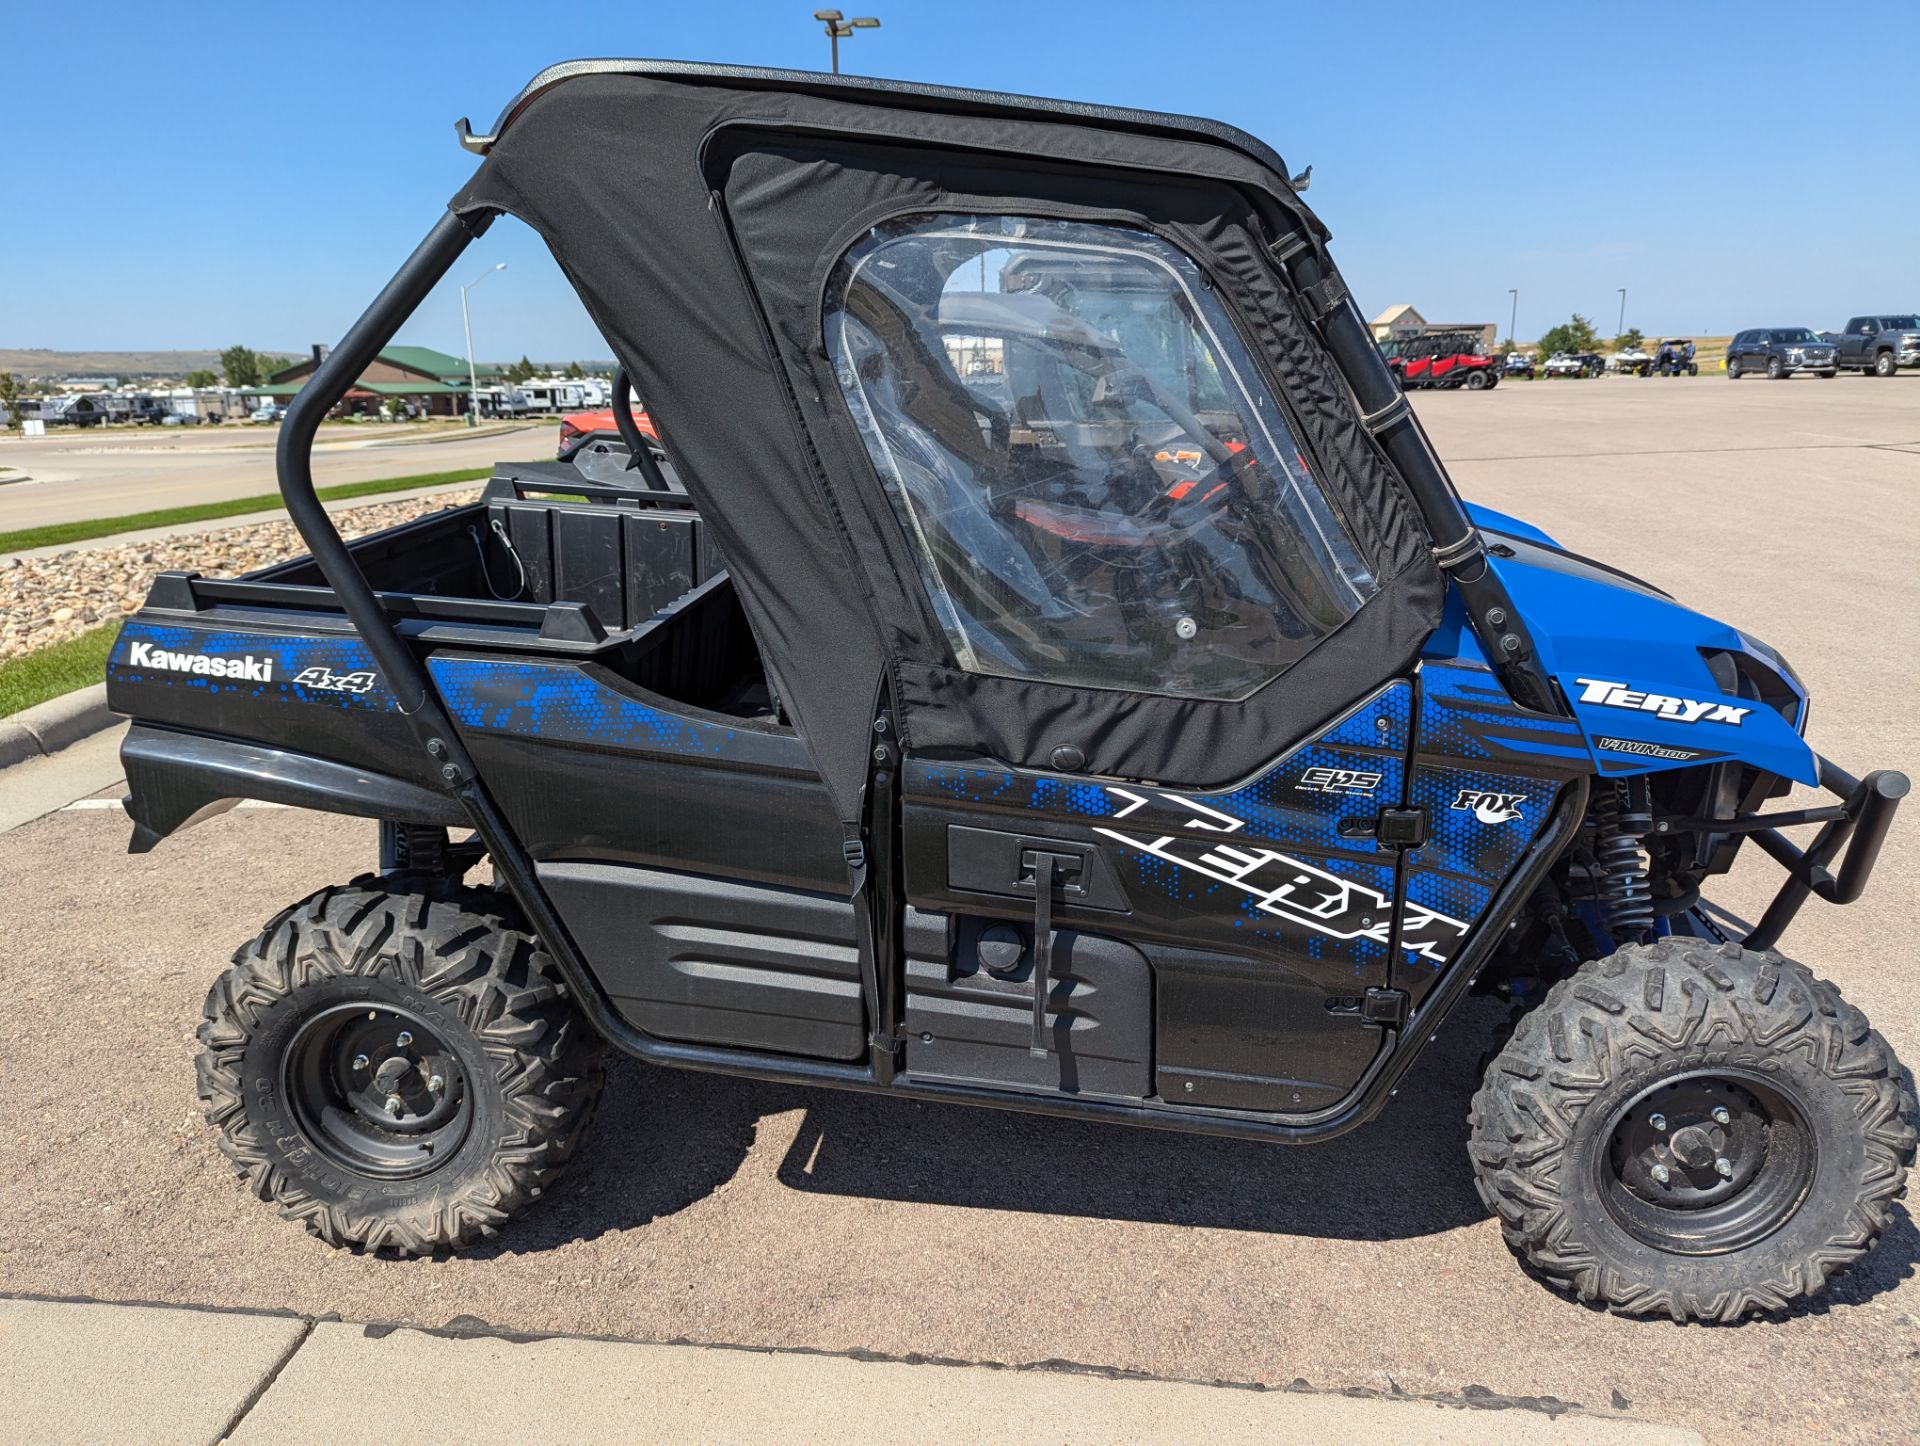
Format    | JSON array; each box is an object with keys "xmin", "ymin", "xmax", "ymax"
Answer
[
  {"xmin": 0, "ymin": 465, "xmax": 500, "ymax": 555},
  {"xmin": 0, "ymin": 625, "xmax": 116, "ymax": 718}
]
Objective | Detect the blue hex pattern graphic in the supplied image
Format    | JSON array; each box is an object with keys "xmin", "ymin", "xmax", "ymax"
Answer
[
  {"xmin": 428, "ymin": 656, "xmax": 742, "ymax": 756},
  {"xmin": 109, "ymin": 621, "xmax": 393, "ymax": 712},
  {"xmin": 919, "ymin": 682, "xmax": 1422, "ymax": 974},
  {"xmin": 1403, "ymin": 661, "xmax": 1577, "ymax": 976}
]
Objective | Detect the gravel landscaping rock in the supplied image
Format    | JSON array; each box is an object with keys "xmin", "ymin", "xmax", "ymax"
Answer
[{"xmin": 0, "ymin": 490, "xmax": 480, "ymax": 661}]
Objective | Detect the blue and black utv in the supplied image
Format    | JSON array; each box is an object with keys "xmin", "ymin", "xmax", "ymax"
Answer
[{"xmin": 106, "ymin": 63, "xmax": 1911, "ymax": 1321}]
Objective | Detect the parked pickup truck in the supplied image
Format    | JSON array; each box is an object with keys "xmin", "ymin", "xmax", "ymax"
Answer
[{"xmin": 1827, "ymin": 314, "xmax": 1920, "ymax": 376}]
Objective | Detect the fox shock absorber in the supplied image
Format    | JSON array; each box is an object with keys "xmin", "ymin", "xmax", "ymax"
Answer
[{"xmin": 1593, "ymin": 779, "xmax": 1655, "ymax": 943}]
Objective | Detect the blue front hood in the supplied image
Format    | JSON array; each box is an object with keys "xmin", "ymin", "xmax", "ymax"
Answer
[{"xmin": 1440, "ymin": 504, "xmax": 1817, "ymax": 785}]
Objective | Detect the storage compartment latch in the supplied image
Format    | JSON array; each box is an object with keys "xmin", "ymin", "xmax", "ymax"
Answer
[{"xmin": 1019, "ymin": 850, "xmax": 1077, "ymax": 1058}]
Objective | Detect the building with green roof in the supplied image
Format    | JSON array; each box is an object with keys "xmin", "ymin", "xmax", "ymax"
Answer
[{"xmin": 258, "ymin": 345, "xmax": 502, "ymax": 417}]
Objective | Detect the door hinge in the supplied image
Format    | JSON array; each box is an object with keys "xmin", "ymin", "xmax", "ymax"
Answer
[
  {"xmin": 1339, "ymin": 805, "xmax": 1429, "ymax": 850},
  {"xmin": 1361, "ymin": 986, "xmax": 1410, "ymax": 1029},
  {"xmin": 1375, "ymin": 806, "xmax": 1428, "ymax": 850}
]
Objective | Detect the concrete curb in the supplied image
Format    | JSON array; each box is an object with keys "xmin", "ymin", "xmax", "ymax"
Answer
[
  {"xmin": 0, "ymin": 1296, "xmax": 1706, "ymax": 1446},
  {"xmin": 0, "ymin": 683, "xmax": 116, "ymax": 771}
]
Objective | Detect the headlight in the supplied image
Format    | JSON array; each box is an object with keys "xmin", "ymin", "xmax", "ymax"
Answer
[{"xmin": 1787, "ymin": 349, "xmax": 1803, "ymax": 362}]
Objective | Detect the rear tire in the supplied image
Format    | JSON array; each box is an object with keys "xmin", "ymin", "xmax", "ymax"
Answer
[
  {"xmin": 1465, "ymin": 370, "xmax": 1491, "ymax": 391},
  {"xmin": 196, "ymin": 876, "xmax": 607, "ymax": 1253},
  {"xmin": 1874, "ymin": 351, "xmax": 1897, "ymax": 377},
  {"xmin": 1469, "ymin": 939, "xmax": 1914, "ymax": 1321}
]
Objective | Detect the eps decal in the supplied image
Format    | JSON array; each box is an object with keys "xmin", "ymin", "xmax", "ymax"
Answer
[
  {"xmin": 1294, "ymin": 766, "xmax": 1384, "ymax": 797},
  {"xmin": 1575, "ymin": 678, "xmax": 1750, "ymax": 726},
  {"xmin": 1451, "ymin": 788, "xmax": 1527, "ymax": 825}
]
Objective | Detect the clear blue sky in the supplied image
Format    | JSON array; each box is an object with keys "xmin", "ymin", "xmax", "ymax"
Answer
[{"xmin": 3, "ymin": 2, "xmax": 1913, "ymax": 360}]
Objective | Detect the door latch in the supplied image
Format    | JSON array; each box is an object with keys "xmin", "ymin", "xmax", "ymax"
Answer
[{"xmin": 1020, "ymin": 851, "xmax": 1077, "ymax": 1059}]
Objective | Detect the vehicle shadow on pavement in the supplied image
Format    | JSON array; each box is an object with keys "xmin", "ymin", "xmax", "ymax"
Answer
[
  {"xmin": 465, "ymin": 1059, "xmax": 775, "ymax": 1259},
  {"xmin": 766, "ymin": 996, "xmax": 1509, "ymax": 1241}
]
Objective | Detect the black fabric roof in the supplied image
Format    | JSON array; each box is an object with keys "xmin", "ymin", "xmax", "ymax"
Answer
[{"xmin": 451, "ymin": 64, "xmax": 1440, "ymax": 825}]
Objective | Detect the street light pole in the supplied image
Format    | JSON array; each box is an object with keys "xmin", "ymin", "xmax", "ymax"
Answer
[
  {"xmin": 813, "ymin": 9, "xmax": 880, "ymax": 73},
  {"xmin": 460, "ymin": 262, "xmax": 507, "ymax": 428},
  {"xmin": 1507, "ymin": 288, "xmax": 1518, "ymax": 351},
  {"xmin": 1617, "ymin": 287, "xmax": 1627, "ymax": 339}
]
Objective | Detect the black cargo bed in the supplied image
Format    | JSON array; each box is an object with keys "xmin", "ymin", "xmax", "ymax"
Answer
[{"xmin": 153, "ymin": 463, "xmax": 714, "ymax": 657}]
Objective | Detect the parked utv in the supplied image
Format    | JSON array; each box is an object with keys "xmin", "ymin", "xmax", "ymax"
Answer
[
  {"xmin": 106, "ymin": 62, "xmax": 1912, "ymax": 1322},
  {"xmin": 1652, "ymin": 340, "xmax": 1698, "ymax": 377},
  {"xmin": 1379, "ymin": 331, "xmax": 1499, "ymax": 390}
]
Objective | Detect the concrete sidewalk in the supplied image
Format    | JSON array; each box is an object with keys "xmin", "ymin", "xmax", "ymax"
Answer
[{"xmin": 0, "ymin": 1297, "xmax": 1701, "ymax": 1446}]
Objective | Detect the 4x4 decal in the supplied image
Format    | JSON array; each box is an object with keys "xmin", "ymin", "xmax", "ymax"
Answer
[{"xmin": 292, "ymin": 666, "xmax": 379, "ymax": 695}]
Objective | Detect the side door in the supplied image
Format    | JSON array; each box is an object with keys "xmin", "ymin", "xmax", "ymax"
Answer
[
  {"xmin": 1839, "ymin": 318, "xmax": 1873, "ymax": 367},
  {"xmin": 820, "ymin": 213, "xmax": 1429, "ymax": 1115}
]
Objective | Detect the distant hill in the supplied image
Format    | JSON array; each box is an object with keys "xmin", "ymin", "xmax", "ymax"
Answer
[{"xmin": 0, "ymin": 348, "xmax": 305, "ymax": 380}]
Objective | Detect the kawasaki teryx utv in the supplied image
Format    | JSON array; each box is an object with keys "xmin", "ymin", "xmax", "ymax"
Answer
[{"xmin": 106, "ymin": 63, "xmax": 1912, "ymax": 1321}]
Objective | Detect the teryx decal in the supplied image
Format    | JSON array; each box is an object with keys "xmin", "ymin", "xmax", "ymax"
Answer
[
  {"xmin": 1575, "ymin": 678, "xmax": 1750, "ymax": 726},
  {"xmin": 127, "ymin": 640, "xmax": 273, "ymax": 682},
  {"xmin": 1095, "ymin": 787, "xmax": 1468, "ymax": 963},
  {"xmin": 1451, "ymin": 789, "xmax": 1526, "ymax": 825},
  {"xmin": 292, "ymin": 666, "xmax": 378, "ymax": 695},
  {"xmin": 1294, "ymin": 766, "xmax": 1383, "ymax": 796}
]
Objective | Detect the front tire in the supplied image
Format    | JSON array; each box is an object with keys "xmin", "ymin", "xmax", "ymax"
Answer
[
  {"xmin": 1874, "ymin": 351, "xmax": 1897, "ymax": 377},
  {"xmin": 196, "ymin": 877, "xmax": 607, "ymax": 1253},
  {"xmin": 1766, "ymin": 357, "xmax": 1784, "ymax": 379},
  {"xmin": 1469, "ymin": 939, "xmax": 1914, "ymax": 1321}
]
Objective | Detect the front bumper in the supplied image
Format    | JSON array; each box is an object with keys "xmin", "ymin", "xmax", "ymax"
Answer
[{"xmin": 1738, "ymin": 757, "xmax": 1908, "ymax": 949}]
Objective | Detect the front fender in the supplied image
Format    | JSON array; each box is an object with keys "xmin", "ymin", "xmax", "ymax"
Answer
[{"xmin": 1484, "ymin": 549, "xmax": 1818, "ymax": 786}]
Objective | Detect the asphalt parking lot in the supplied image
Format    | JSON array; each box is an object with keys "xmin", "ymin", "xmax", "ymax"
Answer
[
  {"xmin": 0, "ymin": 422, "xmax": 539, "ymax": 531},
  {"xmin": 2, "ymin": 378, "xmax": 1916, "ymax": 1443}
]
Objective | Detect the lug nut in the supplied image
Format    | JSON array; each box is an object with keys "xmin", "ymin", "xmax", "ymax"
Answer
[
  {"xmin": 1649, "ymin": 1113, "xmax": 1667, "ymax": 1132},
  {"xmin": 384, "ymin": 1095, "xmax": 404, "ymax": 1118},
  {"xmin": 427, "ymin": 1074, "xmax": 445, "ymax": 1094},
  {"xmin": 1712, "ymin": 1106, "xmax": 1731, "ymax": 1126},
  {"xmin": 1650, "ymin": 1163, "xmax": 1671, "ymax": 1185},
  {"xmin": 351, "ymin": 1054, "xmax": 370, "ymax": 1071},
  {"xmin": 395, "ymin": 1031, "xmax": 413, "ymax": 1048},
  {"xmin": 1715, "ymin": 1157, "xmax": 1734, "ymax": 1178}
]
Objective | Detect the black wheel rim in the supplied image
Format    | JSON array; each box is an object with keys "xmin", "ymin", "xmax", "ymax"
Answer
[
  {"xmin": 283, "ymin": 1002, "xmax": 473, "ymax": 1179},
  {"xmin": 1597, "ymin": 1069, "xmax": 1816, "ymax": 1256}
]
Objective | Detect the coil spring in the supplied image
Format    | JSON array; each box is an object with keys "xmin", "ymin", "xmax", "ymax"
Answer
[{"xmin": 1593, "ymin": 781, "xmax": 1654, "ymax": 943}]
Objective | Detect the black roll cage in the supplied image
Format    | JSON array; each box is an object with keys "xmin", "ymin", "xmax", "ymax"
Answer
[{"xmin": 268, "ymin": 64, "xmax": 1901, "ymax": 1140}]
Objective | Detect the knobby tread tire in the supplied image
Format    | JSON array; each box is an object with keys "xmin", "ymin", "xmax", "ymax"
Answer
[
  {"xmin": 1468, "ymin": 938, "xmax": 1915, "ymax": 1321},
  {"xmin": 196, "ymin": 874, "xmax": 606, "ymax": 1254}
]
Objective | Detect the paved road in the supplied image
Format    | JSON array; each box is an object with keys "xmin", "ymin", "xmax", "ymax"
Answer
[
  {"xmin": 1, "ymin": 380, "xmax": 1916, "ymax": 1443},
  {"xmin": 0, "ymin": 422, "xmax": 547, "ymax": 531}
]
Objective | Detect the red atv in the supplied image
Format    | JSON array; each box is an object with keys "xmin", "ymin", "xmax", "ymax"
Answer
[{"xmin": 1380, "ymin": 331, "xmax": 1499, "ymax": 391}]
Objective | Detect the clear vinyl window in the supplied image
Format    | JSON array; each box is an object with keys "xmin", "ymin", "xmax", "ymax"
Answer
[{"xmin": 825, "ymin": 214, "xmax": 1377, "ymax": 700}]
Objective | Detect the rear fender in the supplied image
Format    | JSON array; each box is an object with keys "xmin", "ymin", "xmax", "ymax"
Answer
[{"xmin": 120, "ymin": 723, "xmax": 462, "ymax": 853}]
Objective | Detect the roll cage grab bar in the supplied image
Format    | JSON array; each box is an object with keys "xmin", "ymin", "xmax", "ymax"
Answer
[{"xmin": 274, "ymin": 204, "xmax": 1897, "ymax": 1133}]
